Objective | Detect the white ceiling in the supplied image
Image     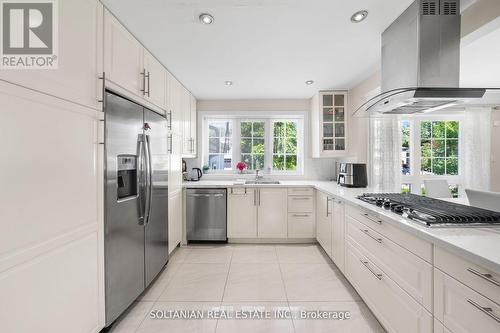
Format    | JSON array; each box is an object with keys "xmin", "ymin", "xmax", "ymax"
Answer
[
  {"xmin": 101, "ymin": 0, "xmax": 414, "ymax": 99},
  {"xmin": 101, "ymin": 0, "xmax": 500, "ymax": 99}
]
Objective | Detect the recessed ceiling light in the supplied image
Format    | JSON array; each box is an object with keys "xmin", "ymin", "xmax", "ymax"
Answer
[
  {"xmin": 305, "ymin": 80, "xmax": 314, "ymax": 85},
  {"xmin": 224, "ymin": 80, "xmax": 233, "ymax": 86},
  {"xmin": 199, "ymin": 13, "xmax": 214, "ymax": 25},
  {"xmin": 351, "ymin": 10, "xmax": 368, "ymax": 23}
]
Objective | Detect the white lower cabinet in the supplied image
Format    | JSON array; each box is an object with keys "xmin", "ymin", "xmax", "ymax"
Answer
[
  {"xmin": 347, "ymin": 214, "xmax": 433, "ymax": 311},
  {"xmin": 288, "ymin": 213, "xmax": 315, "ymax": 238},
  {"xmin": 168, "ymin": 190, "xmax": 182, "ymax": 254},
  {"xmin": 434, "ymin": 268, "xmax": 500, "ymax": 333},
  {"xmin": 287, "ymin": 188, "xmax": 315, "ymax": 238},
  {"xmin": 346, "ymin": 239, "xmax": 433, "ymax": 333},
  {"xmin": 316, "ymin": 190, "xmax": 332, "ymax": 257},
  {"xmin": 227, "ymin": 188, "xmax": 258, "ymax": 238},
  {"xmin": 227, "ymin": 187, "xmax": 287, "ymax": 239},
  {"xmin": 258, "ymin": 188, "xmax": 288, "ymax": 238},
  {"xmin": 331, "ymin": 199, "xmax": 346, "ymax": 272}
]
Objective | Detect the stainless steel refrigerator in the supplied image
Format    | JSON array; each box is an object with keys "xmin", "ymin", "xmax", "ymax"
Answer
[{"xmin": 104, "ymin": 91, "xmax": 169, "ymax": 326}]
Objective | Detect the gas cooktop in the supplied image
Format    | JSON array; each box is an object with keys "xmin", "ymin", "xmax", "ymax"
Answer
[{"xmin": 357, "ymin": 193, "xmax": 500, "ymax": 227}]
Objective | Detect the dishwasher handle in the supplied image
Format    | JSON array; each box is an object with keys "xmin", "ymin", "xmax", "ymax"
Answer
[{"xmin": 187, "ymin": 193, "xmax": 224, "ymax": 198}]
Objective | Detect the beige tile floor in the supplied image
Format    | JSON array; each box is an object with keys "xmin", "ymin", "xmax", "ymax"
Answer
[{"xmin": 109, "ymin": 244, "xmax": 385, "ymax": 333}]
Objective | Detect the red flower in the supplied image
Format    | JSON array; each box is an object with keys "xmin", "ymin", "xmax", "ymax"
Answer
[{"xmin": 236, "ymin": 162, "xmax": 247, "ymax": 171}]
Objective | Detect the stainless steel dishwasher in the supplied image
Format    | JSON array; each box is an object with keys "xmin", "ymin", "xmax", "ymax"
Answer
[{"xmin": 186, "ymin": 188, "xmax": 227, "ymax": 242}]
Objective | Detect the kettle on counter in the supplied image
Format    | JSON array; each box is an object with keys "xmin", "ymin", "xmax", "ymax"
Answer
[{"xmin": 190, "ymin": 168, "xmax": 203, "ymax": 181}]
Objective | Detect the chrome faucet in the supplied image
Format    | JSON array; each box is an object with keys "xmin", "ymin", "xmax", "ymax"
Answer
[{"xmin": 255, "ymin": 169, "xmax": 263, "ymax": 180}]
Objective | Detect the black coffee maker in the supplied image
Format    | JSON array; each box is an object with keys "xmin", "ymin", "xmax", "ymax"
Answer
[{"xmin": 337, "ymin": 163, "xmax": 367, "ymax": 188}]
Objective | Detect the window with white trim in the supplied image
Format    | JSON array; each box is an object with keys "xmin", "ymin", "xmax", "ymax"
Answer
[
  {"xmin": 240, "ymin": 120, "xmax": 265, "ymax": 170},
  {"xmin": 202, "ymin": 114, "xmax": 304, "ymax": 175},
  {"xmin": 207, "ymin": 120, "xmax": 233, "ymax": 170},
  {"xmin": 399, "ymin": 117, "xmax": 462, "ymax": 197},
  {"xmin": 273, "ymin": 121, "xmax": 298, "ymax": 171}
]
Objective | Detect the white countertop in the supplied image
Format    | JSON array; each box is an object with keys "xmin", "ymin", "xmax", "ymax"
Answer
[{"xmin": 183, "ymin": 180, "xmax": 500, "ymax": 273}]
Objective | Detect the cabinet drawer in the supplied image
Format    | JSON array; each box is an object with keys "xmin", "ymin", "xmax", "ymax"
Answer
[
  {"xmin": 287, "ymin": 196, "xmax": 313, "ymax": 213},
  {"xmin": 287, "ymin": 188, "xmax": 314, "ymax": 196},
  {"xmin": 346, "ymin": 204, "xmax": 432, "ymax": 262},
  {"xmin": 434, "ymin": 268, "xmax": 500, "ymax": 333},
  {"xmin": 230, "ymin": 187, "xmax": 251, "ymax": 196},
  {"xmin": 288, "ymin": 213, "xmax": 315, "ymax": 238},
  {"xmin": 435, "ymin": 246, "xmax": 500, "ymax": 305},
  {"xmin": 346, "ymin": 239, "xmax": 433, "ymax": 333},
  {"xmin": 347, "ymin": 215, "xmax": 433, "ymax": 311}
]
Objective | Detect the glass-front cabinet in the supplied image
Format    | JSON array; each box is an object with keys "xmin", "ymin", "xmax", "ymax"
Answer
[{"xmin": 311, "ymin": 90, "xmax": 348, "ymax": 157}]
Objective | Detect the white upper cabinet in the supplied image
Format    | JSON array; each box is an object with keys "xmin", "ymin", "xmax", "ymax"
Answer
[
  {"xmin": 182, "ymin": 88, "xmax": 197, "ymax": 157},
  {"xmin": 104, "ymin": 10, "xmax": 168, "ymax": 112},
  {"xmin": 143, "ymin": 51, "xmax": 167, "ymax": 110},
  {"xmin": 311, "ymin": 91, "xmax": 348, "ymax": 158},
  {"xmin": 190, "ymin": 94, "xmax": 197, "ymax": 156},
  {"xmin": 166, "ymin": 72, "xmax": 182, "ymax": 135},
  {"xmin": 0, "ymin": 0, "xmax": 103, "ymax": 110},
  {"xmin": 104, "ymin": 9, "xmax": 144, "ymax": 98}
]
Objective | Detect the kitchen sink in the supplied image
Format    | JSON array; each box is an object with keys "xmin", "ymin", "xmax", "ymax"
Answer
[{"xmin": 245, "ymin": 180, "xmax": 280, "ymax": 185}]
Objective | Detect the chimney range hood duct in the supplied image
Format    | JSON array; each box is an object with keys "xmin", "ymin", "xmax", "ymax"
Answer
[{"xmin": 355, "ymin": 0, "xmax": 500, "ymax": 116}]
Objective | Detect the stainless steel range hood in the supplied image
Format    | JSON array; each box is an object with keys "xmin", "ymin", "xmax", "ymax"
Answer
[{"xmin": 355, "ymin": 0, "xmax": 500, "ymax": 115}]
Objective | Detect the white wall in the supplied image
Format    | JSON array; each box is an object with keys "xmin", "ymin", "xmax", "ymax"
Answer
[
  {"xmin": 491, "ymin": 109, "xmax": 500, "ymax": 191},
  {"xmin": 345, "ymin": 71, "xmax": 381, "ymax": 164},
  {"xmin": 186, "ymin": 99, "xmax": 338, "ymax": 180}
]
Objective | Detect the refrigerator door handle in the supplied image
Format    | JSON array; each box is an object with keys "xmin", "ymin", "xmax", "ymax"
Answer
[
  {"xmin": 144, "ymin": 134, "xmax": 153, "ymax": 225},
  {"xmin": 137, "ymin": 134, "xmax": 146, "ymax": 225}
]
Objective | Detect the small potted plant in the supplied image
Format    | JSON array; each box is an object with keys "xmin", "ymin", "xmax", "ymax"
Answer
[{"xmin": 236, "ymin": 162, "xmax": 247, "ymax": 174}]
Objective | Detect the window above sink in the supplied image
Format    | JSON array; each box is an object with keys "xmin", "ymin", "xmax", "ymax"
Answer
[{"xmin": 200, "ymin": 112, "xmax": 305, "ymax": 176}]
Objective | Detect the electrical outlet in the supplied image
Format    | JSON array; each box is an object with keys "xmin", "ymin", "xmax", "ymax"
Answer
[{"xmin": 494, "ymin": 120, "xmax": 500, "ymax": 127}]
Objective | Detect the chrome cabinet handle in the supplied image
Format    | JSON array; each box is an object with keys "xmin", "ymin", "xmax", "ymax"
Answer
[
  {"xmin": 292, "ymin": 214, "xmax": 310, "ymax": 217},
  {"xmin": 258, "ymin": 189, "xmax": 261, "ymax": 206},
  {"xmin": 361, "ymin": 212, "xmax": 382, "ymax": 224},
  {"xmin": 360, "ymin": 259, "xmax": 383, "ymax": 280},
  {"xmin": 467, "ymin": 268, "xmax": 500, "ymax": 287},
  {"xmin": 326, "ymin": 198, "xmax": 331, "ymax": 216},
  {"xmin": 167, "ymin": 110, "xmax": 172, "ymax": 130},
  {"xmin": 230, "ymin": 188, "xmax": 247, "ymax": 196},
  {"xmin": 146, "ymin": 71, "xmax": 150, "ymax": 97},
  {"xmin": 253, "ymin": 189, "xmax": 256, "ymax": 206},
  {"xmin": 97, "ymin": 72, "xmax": 105, "ymax": 105},
  {"xmin": 168, "ymin": 134, "xmax": 173, "ymax": 153},
  {"xmin": 292, "ymin": 197, "xmax": 311, "ymax": 200},
  {"xmin": 467, "ymin": 299, "xmax": 500, "ymax": 324},
  {"xmin": 140, "ymin": 69, "xmax": 147, "ymax": 96},
  {"xmin": 360, "ymin": 229, "xmax": 383, "ymax": 243}
]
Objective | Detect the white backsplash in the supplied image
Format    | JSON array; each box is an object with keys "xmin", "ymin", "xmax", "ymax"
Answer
[{"xmin": 184, "ymin": 156, "xmax": 338, "ymax": 181}]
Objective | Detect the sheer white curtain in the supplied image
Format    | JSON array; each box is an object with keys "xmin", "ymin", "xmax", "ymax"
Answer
[
  {"xmin": 368, "ymin": 116, "xmax": 401, "ymax": 192},
  {"xmin": 462, "ymin": 107, "xmax": 491, "ymax": 191}
]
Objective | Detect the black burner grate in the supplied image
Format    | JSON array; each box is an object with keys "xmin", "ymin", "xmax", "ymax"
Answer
[{"xmin": 357, "ymin": 193, "xmax": 500, "ymax": 227}]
